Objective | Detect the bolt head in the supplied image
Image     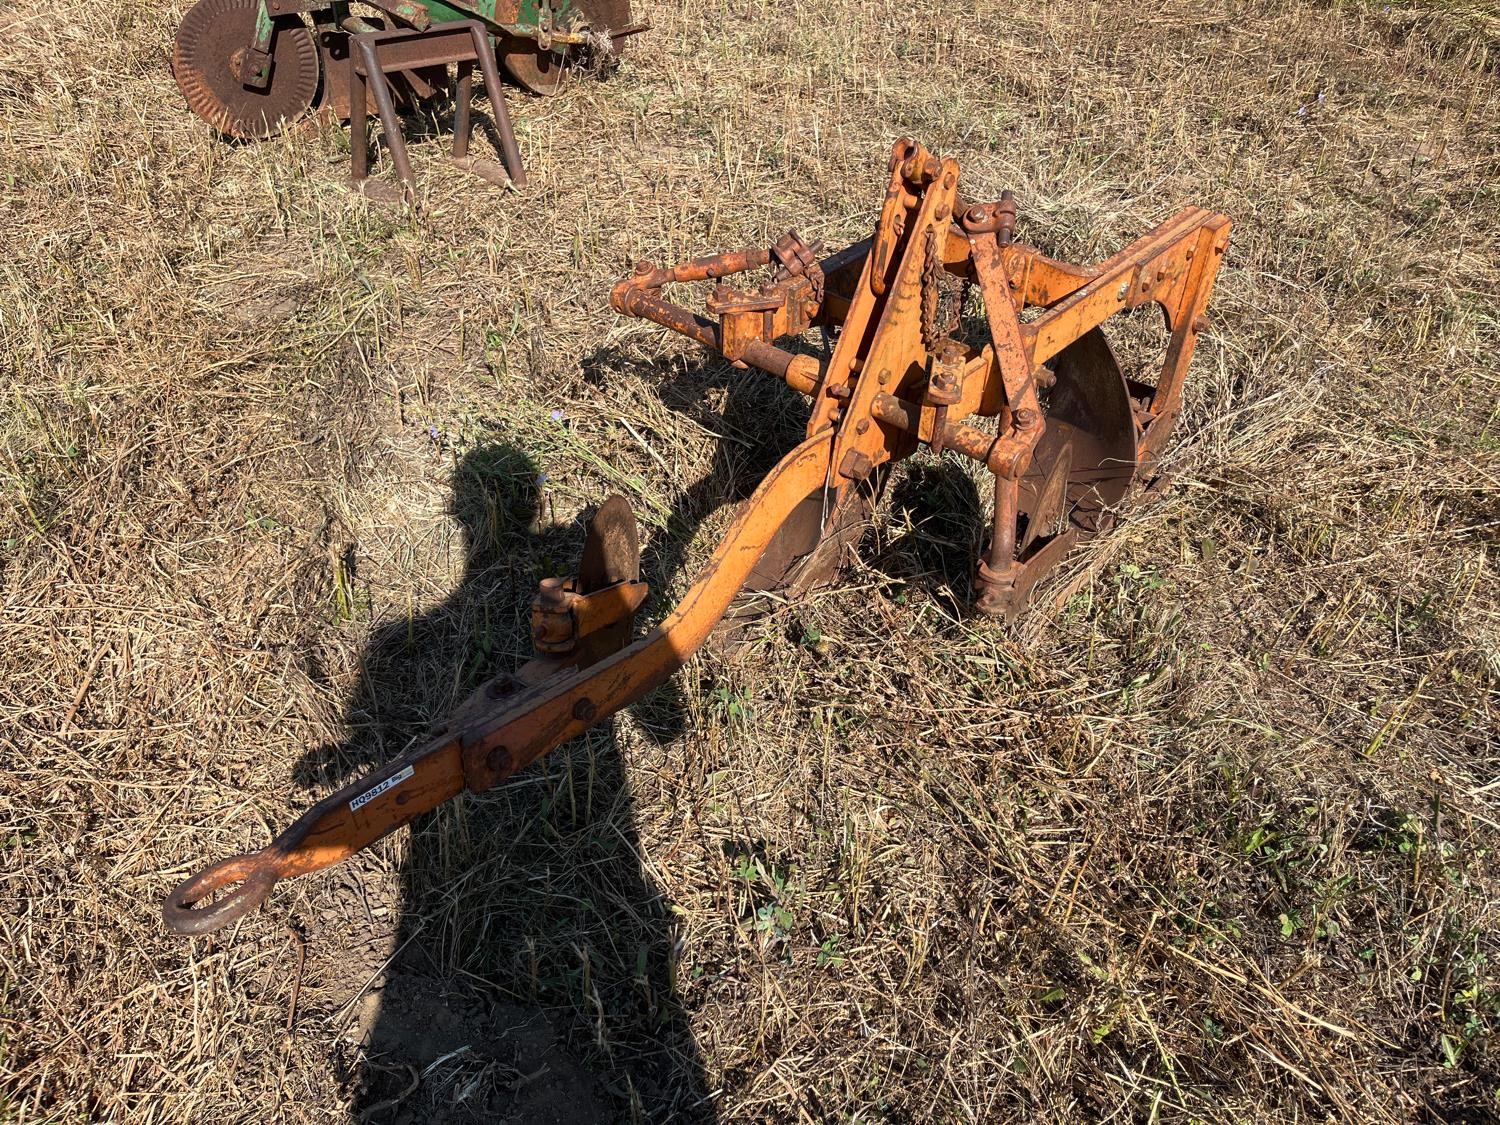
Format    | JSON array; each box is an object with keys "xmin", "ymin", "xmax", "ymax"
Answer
[{"xmin": 839, "ymin": 449, "xmax": 874, "ymax": 480}]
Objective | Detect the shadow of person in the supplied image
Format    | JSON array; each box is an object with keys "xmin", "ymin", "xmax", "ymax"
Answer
[{"xmin": 297, "ymin": 442, "xmax": 714, "ymax": 1124}]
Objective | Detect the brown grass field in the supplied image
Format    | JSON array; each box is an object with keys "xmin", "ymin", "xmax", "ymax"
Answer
[{"xmin": 3, "ymin": 0, "xmax": 1499, "ymax": 1120}]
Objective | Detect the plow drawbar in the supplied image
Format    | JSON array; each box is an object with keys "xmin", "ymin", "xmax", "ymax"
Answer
[{"xmin": 163, "ymin": 139, "xmax": 1230, "ymax": 934}]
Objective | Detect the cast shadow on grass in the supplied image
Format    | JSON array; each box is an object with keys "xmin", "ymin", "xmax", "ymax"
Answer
[
  {"xmin": 295, "ymin": 440, "xmax": 717, "ymax": 1123},
  {"xmin": 293, "ymin": 343, "xmax": 990, "ymax": 1123}
]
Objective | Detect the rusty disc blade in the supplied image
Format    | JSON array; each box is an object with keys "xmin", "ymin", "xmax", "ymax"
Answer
[
  {"xmin": 499, "ymin": 0, "xmax": 634, "ymax": 97},
  {"xmin": 1018, "ymin": 325, "xmax": 1139, "ymax": 554},
  {"xmin": 746, "ymin": 473, "xmax": 884, "ymax": 597},
  {"xmin": 574, "ymin": 495, "xmax": 641, "ymax": 666},
  {"xmin": 173, "ymin": 0, "xmax": 320, "ymax": 139},
  {"xmin": 312, "ymin": 28, "xmax": 353, "ymax": 121}
]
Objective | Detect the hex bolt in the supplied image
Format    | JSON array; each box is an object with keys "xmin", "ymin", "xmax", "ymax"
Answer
[
  {"xmin": 855, "ymin": 419, "xmax": 870, "ymax": 435},
  {"xmin": 573, "ymin": 698, "xmax": 597, "ymax": 722},
  {"xmin": 839, "ymin": 449, "xmax": 874, "ymax": 480},
  {"xmin": 486, "ymin": 745, "xmax": 512, "ymax": 774}
]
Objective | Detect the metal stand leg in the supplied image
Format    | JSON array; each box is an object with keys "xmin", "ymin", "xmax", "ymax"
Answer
[
  {"xmin": 452, "ymin": 61, "xmax": 472, "ymax": 161},
  {"xmin": 346, "ymin": 22, "xmax": 527, "ymax": 202},
  {"xmin": 468, "ymin": 24, "xmax": 526, "ymax": 187},
  {"xmin": 350, "ymin": 58, "xmax": 369, "ymax": 183},
  {"xmin": 356, "ymin": 37, "xmax": 417, "ymax": 200}
]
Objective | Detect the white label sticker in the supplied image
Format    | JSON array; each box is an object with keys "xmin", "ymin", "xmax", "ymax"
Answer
[{"xmin": 349, "ymin": 765, "xmax": 415, "ymax": 813}]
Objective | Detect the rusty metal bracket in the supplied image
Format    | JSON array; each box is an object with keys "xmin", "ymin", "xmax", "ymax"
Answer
[{"xmin": 532, "ymin": 577, "xmax": 650, "ymax": 656}]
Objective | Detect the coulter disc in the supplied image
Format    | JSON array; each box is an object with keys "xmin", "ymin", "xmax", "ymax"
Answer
[
  {"xmin": 499, "ymin": 0, "xmax": 634, "ymax": 97},
  {"xmin": 173, "ymin": 0, "xmax": 319, "ymax": 139}
]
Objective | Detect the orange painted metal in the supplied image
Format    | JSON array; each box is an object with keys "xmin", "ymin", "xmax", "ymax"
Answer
[
  {"xmin": 163, "ymin": 433, "xmax": 833, "ymax": 932},
  {"xmin": 162, "ymin": 140, "xmax": 1230, "ymax": 934}
]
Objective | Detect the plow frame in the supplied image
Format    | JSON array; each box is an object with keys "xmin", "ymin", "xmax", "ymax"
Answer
[{"xmin": 163, "ymin": 138, "xmax": 1229, "ymax": 935}]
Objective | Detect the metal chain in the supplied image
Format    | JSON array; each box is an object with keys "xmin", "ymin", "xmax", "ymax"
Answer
[
  {"xmin": 921, "ymin": 226, "xmax": 942, "ymax": 356},
  {"xmin": 922, "ymin": 226, "xmax": 973, "ymax": 352}
]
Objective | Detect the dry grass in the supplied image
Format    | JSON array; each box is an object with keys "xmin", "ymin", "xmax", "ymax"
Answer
[{"xmin": 2, "ymin": 0, "xmax": 1499, "ymax": 1120}]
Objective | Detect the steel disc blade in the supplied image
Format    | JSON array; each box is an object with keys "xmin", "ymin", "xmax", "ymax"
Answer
[
  {"xmin": 500, "ymin": 0, "xmax": 634, "ymax": 97},
  {"xmin": 173, "ymin": 0, "xmax": 319, "ymax": 139},
  {"xmin": 1020, "ymin": 326, "xmax": 1139, "ymax": 547},
  {"xmin": 746, "ymin": 474, "xmax": 883, "ymax": 596}
]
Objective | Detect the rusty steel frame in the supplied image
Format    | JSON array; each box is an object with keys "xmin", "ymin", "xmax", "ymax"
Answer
[
  {"xmin": 162, "ymin": 139, "xmax": 1229, "ymax": 934},
  {"xmin": 347, "ymin": 19, "xmax": 527, "ymax": 200}
]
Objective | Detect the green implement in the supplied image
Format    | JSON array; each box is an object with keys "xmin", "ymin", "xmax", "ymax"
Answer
[{"xmin": 172, "ymin": 0, "xmax": 642, "ymax": 140}]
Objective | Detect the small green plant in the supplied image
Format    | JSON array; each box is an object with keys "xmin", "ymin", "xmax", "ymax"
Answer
[
  {"xmin": 816, "ymin": 936, "xmax": 846, "ymax": 969},
  {"xmin": 1116, "ymin": 562, "xmax": 1166, "ymax": 591},
  {"xmin": 754, "ymin": 902, "xmax": 795, "ymax": 941},
  {"xmin": 710, "ymin": 684, "xmax": 753, "ymax": 726}
]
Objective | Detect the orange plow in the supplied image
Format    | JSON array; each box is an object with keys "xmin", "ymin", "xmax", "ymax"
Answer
[{"xmin": 163, "ymin": 139, "xmax": 1229, "ymax": 934}]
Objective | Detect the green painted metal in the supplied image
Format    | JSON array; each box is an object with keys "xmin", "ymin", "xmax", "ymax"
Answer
[
  {"xmin": 252, "ymin": 0, "xmax": 273, "ymax": 47},
  {"xmin": 390, "ymin": 0, "xmax": 432, "ymax": 28},
  {"xmin": 412, "ymin": 0, "xmax": 583, "ymax": 33},
  {"xmin": 423, "ymin": 0, "xmax": 476, "ymax": 22}
]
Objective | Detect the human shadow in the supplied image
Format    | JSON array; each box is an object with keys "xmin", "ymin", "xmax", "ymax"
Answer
[
  {"xmin": 298, "ymin": 339, "xmax": 987, "ymax": 1122},
  {"xmin": 298, "ymin": 441, "xmax": 715, "ymax": 1123}
]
